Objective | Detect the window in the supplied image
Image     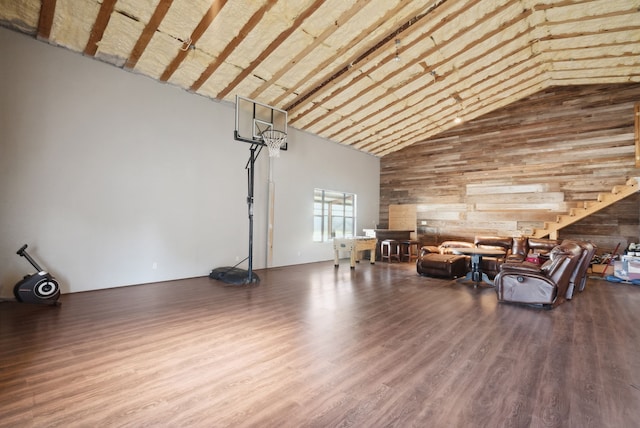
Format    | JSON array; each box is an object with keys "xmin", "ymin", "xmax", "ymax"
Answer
[{"xmin": 313, "ymin": 189, "xmax": 356, "ymax": 242}]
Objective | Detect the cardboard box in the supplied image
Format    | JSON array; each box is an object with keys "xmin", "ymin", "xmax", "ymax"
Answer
[{"xmin": 591, "ymin": 264, "xmax": 614, "ymax": 275}]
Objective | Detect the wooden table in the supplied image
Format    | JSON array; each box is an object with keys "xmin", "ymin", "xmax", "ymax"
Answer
[
  {"xmin": 449, "ymin": 247, "xmax": 507, "ymax": 287},
  {"xmin": 333, "ymin": 237, "xmax": 377, "ymax": 269}
]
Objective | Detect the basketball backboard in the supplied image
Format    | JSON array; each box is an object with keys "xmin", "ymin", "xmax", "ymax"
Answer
[{"xmin": 235, "ymin": 95, "xmax": 288, "ymax": 150}]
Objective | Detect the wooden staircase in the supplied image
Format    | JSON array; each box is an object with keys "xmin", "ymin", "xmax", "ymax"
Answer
[{"xmin": 530, "ymin": 178, "xmax": 640, "ymax": 239}]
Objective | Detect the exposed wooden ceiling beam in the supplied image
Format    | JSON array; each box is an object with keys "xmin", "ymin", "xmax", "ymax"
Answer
[
  {"xmin": 5, "ymin": 0, "xmax": 638, "ymax": 157},
  {"xmin": 284, "ymin": 0, "xmax": 458, "ymax": 115},
  {"xmin": 374, "ymin": 67, "xmax": 548, "ymax": 154},
  {"xmin": 271, "ymin": 1, "xmax": 429, "ymax": 108},
  {"xmin": 345, "ymin": 46, "xmax": 539, "ymax": 148},
  {"xmin": 248, "ymin": 0, "xmax": 369, "ymax": 100},
  {"xmin": 84, "ymin": 0, "xmax": 117, "ymax": 56},
  {"xmin": 326, "ymin": 15, "xmax": 538, "ymax": 143},
  {"xmin": 37, "ymin": 0, "xmax": 56, "ymax": 41},
  {"xmin": 124, "ymin": 0, "xmax": 174, "ymax": 70},
  {"xmin": 286, "ymin": 0, "xmax": 638, "ymax": 155},
  {"xmin": 295, "ymin": 0, "xmax": 527, "ymax": 132},
  {"xmin": 190, "ymin": 0, "xmax": 277, "ymax": 92},
  {"xmin": 160, "ymin": 0, "xmax": 227, "ymax": 82},
  {"xmin": 215, "ymin": 0, "xmax": 326, "ymax": 99},
  {"xmin": 353, "ymin": 48, "xmax": 545, "ymax": 153},
  {"xmin": 373, "ymin": 73, "xmax": 548, "ymax": 156}
]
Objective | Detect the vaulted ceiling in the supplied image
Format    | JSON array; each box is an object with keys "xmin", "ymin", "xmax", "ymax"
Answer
[{"xmin": 1, "ymin": 0, "xmax": 639, "ymax": 156}]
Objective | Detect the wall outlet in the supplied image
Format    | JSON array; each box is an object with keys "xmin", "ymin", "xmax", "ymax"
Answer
[{"xmin": 152, "ymin": 262, "xmax": 157, "ymax": 270}]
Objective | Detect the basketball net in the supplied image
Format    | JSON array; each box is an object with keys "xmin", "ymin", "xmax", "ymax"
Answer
[{"xmin": 261, "ymin": 130, "xmax": 287, "ymax": 158}]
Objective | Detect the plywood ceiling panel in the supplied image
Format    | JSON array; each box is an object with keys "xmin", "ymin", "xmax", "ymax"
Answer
[{"xmin": 1, "ymin": 0, "xmax": 638, "ymax": 156}]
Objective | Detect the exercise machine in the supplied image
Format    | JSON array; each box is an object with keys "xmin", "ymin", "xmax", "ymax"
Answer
[{"xmin": 13, "ymin": 244, "xmax": 61, "ymax": 305}]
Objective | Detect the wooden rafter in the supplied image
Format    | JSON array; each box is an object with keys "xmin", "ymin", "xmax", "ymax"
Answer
[
  {"xmin": 84, "ymin": 0, "xmax": 117, "ymax": 56},
  {"xmin": 365, "ymin": 67, "xmax": 546, "ymax": 155},
  {"xmin": 284, "ymin": 0, "xmax": 463, "ymax": 117},
  {"xmin": 160, "ymin": 0, "xmax": 227, "ymax": 82},
  {"xmin": 633, "ymin": 103, "xmax": 640, "ymax": 168},
  {"xmin": 336, "ymin": 42, "xmax": 537, "ymax": 148},
  {"xmin": 373, "ymin": 77, "xmax": 547, "ymax": 155},
  {"xmin": 215, "ymin": 0, "xmax": 326, "ymax": 99},
  {"xmin": 3, "ymin": 0, "xmax": 639, "ymax": 157},
  {"xmin": 124, "ymin": 0, "xmax": 174, "ymax": 70},
  {"xmin": 190, "ymin": 0, "xmax": 277, "ymax": 92},
  {"xmin": 37, "ymin": 0, "xmax": 56, "ymax": 41},
  {"xmin": 367, "ymin": 47, "xmax": 543, "ymax": 145},
  {"xmin": 316, "ymin": 6, "xmax": 529, "ymax": 140},
  {"xmin": 294, "ymin": 0, "xmax": 530, "ymax": 147},
  {"xmin": 331, "ymin": 47, "xmax": 533, "ymax": 143},
  {"xmin": 374, "ymin": 72, "xmax": 547, "ymax": 156},
  {"xmin": 341, "ymin": 25, "xmax": 539, "ymax": 140},
  {"xmin": 287, "ymin": 1, "xmax": 639, "ymax": 155},
  {"xmin": 369, "ymin": 76, "xmax": 545, "ymax": 156},
  {"xmin": 271, "ymin": 0, "xmax": 429, "ymax": 108},
  {"xmin": 248, "ymin": 0, "xmax": 369, "ymax": 100},
  {"xmin": 307, "ymin": 2, "xmax": 537, "ymax": 148}
]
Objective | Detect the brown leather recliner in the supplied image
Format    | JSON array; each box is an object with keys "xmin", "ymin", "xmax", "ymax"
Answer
[
  {"xmin": 494, "ymin": 241, "xmax": 584, "ymax": 308},
  {"xmin": 504, "ymin": 237, "xmax": 561, "ymax": 264},
  {"xmin": 474, "ymin": 236, "xmax": 513, "ymax": 279},
  {"xmin": 563, "ymin": 240, "xmax": 597, "ymax": 299},
  {"xmin": 528, "ymin": 238, "xmax": 562, "ymax": 260}
]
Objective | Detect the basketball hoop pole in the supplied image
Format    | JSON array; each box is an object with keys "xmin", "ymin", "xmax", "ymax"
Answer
[
  {"xmin": 246, "ymin": 143, "xmax": 261, "ymax": 283},
  {"xmin": 210, "ymin": 96, "xmax": 287, "ymax": 286},
  {"xmin": 208, "ymin": 143, "xmax": 263, "ymax": 286}
]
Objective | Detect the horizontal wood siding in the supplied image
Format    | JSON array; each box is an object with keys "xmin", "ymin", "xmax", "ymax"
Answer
[{"xmin": 381, "ymin": 83, "xmax": 640, "ymax": 250}]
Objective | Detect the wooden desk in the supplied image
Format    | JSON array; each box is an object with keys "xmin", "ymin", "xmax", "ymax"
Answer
[
  {"xmin": 333, "ymin": 237, "xmax": 377, "ymax": 269},
  {"xmin": 449, "ymin": 247, "xmax": 506, "ymax": 287}
]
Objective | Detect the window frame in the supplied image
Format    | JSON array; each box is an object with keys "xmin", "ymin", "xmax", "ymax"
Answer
[{"xmin": 313, "ymin": 189, "xmax": 356, "ymax": 242}]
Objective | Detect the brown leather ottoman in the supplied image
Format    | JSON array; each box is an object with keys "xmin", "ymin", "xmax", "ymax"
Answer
[{"xmin": 417, "ymin": 253, "xmax": 468, "ymax": 279}]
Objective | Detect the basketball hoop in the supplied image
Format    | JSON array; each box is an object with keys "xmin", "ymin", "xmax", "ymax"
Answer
[{"xmin": 261, "ymin": 130, "xmax": 287, "ymax": 158}]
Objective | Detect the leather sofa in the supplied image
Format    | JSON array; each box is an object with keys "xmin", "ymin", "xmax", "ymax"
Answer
[
  {"xmin": 493, "ymin": 239, "xmax": 596, "ymax": 307},
  {"xmin": 474, "ymin": 236, "xmax": 562, "ymax": 278},
  {"xmin": 417, "ymin": 236, "xmax": 560, "ymax": 280},
  {"xmin": 416, "ymin": 241, "xmax": 472, "ymax": 279}
]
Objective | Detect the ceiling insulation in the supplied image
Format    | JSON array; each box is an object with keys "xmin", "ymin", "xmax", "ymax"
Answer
[{"xmin": 1, "ymin": 0, "xmax": 639, "ymax": 157}]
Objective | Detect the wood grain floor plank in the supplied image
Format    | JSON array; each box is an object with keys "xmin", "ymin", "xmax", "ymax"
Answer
[{"xmin": 1, "ymin": 262, "xmax": 639, "ymax": 427}]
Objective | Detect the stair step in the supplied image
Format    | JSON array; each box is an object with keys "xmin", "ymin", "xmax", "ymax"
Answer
[
  {"xmin": 612, "ymin": 185, "xmax": 632, "ymax": 194},
  {"xmin": 530, "ymin": 178, "xmax": 639, "ymax": 238}
]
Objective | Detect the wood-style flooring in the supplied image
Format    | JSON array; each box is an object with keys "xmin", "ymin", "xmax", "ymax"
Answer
[{"xmin": 1, "ymin": 261, "xmax": 639, "ymax": 427}]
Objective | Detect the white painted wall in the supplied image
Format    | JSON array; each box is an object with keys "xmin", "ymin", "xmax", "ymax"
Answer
[{"xmin": 0, "ymin": 28, "xmax": 380, "ymax": 295}]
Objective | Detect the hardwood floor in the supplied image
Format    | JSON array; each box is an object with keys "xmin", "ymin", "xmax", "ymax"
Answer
[{"xmin": 1, "ymin": 261, "xmax": 639, "ymax": 427}]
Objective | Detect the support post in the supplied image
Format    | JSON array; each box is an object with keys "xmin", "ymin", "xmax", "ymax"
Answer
[{"xmin": 247, "ymin": 144, "xmax": 257, "ymax": 282}]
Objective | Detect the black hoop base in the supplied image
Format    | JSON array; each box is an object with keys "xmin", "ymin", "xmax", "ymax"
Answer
[{"xmin": 209, "ymin": 267, "xmax": 260, "ymax": 286}]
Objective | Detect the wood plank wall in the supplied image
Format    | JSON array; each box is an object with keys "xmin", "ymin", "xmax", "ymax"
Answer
[{"xmin": 380, "ymin": 83, "xmax": 640, "ymax": 252}]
